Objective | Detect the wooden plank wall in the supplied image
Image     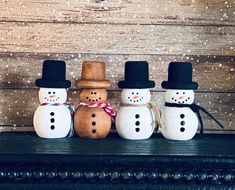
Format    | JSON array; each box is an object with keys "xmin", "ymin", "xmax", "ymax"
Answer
[{"xmin": 0, "ymin": 0, "xmax": 234, "ymax": 133}]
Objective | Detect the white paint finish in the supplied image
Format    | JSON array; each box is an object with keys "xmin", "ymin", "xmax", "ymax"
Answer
[
  {"xmin": 116, "ymin": 106, "xmax": 155, "ymax": 140},
  {"xmin": 33, "ymin": 88, "xmax": 72, "ymax": 138},
  {"xmin": 161, "ymin": 90, "xmax": 198, "ymax": 140},
  {"xmin": 165, "ymin": 90, "xmax": 194, "ymax": 104},
  {"xmin": 33, "ymin": 105, "xmax": 71, "ymax": 138},
  {"xmin": 121, "ymin": 89, "xmax": 151, "ymax": 105},
  {"xmin": 116, "ymin": 89, "xmax": 156, "ymax": 140},
  {"xmin": 39, "ymin": 88, "xmax": 67, "ymax": 104},
  {"xmin": 161, "ymin": 107, "xmax": 198, "ymax": 140}
]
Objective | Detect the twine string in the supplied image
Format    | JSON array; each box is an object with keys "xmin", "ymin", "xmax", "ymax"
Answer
[{"xmin": 120, "ymin": 102, "xmax": 163, "ymax": 129}]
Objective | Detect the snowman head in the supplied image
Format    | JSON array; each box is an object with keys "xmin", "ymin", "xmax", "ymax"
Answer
[
  {"xmin": 79, "ymin": 89, "xmax": 107, "ymax": 103},
  {"xmin": 39, "ymin": 88, "xmax": 67, "ymax": 104},
  {"xmin": 121, "ymin": 89, "xmax": 151, "ymax": 105},
  {"xmin": 165, "ymin": 89, "xmax": 194, "ymax": 104}
]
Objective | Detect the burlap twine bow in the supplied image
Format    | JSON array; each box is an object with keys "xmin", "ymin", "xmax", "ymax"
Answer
[{"xmin": 120, "ymin": 102, "xmax": 164, "ymax": 130}]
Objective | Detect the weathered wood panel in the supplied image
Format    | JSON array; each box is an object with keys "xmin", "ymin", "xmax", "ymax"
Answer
[
  {"xmin": 0, "ymin": 0, "xmax": 234, "ymax": 135},
  {"xmin": 0, "ymin": 89, "xmax": 234, "ymax": 132},
  {"xmin": 0, "ymin": 23, "xmax": 234, "ymax": 55},
  {"xmin": 0, "ymin": 0, "xmax": 234, "ymax": 26},
  {"xmin": 0, "ymin": 53, "xmax": 234, "ymax": 91}
]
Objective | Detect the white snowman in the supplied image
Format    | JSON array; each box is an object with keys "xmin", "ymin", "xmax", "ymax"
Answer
[
  {"xmin": 116, "ymin": 61, "xmax": 158, "ymax": 140},
  {"xmin": 33, "ymin": 60, "xmax": 73, "ymax": 138},
  {"xmin": 161, "ymin": 62, "xmax": 224, "ymax": 140},
  {"xmin": 161, "ymin": 62, "xmax": 199, "ymax": 140}
]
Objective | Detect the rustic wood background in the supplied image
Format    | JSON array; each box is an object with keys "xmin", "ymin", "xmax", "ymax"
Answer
[{"xmin": 0, "ymin": 0, "xmax": 234, "ymax": 133}]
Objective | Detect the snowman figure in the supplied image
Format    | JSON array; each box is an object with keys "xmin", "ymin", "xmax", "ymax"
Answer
[
  {"xmin": 33, "ymin": 60, "xmax": 74, "ymax": 138},
  {"xmin": 116, "ymin": 61, "xmax": 160, "ymax": 140},
  {"xmin": 161, "ymin": 62, "xmax": 224, "ymax": 140},
  {"xmin": 74, "ymin": 61, "xmax": 116, "ymax": 139}
]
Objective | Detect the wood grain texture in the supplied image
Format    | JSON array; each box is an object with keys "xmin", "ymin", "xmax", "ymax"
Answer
[
  {"xmin": 0, "ymin": 0, "xmax": 234, "ymax": 134},
  {"xmin": 0, "ymin": 89, "xmax": 234, "ymax": 132},
  {"xmin": 0, "ymin": 0, "xmax": 234, "ymax": 26},
  {"xmin": 0, "ymin": 53, "xmax": 234, "ymax": 91},
  {"xmin": 0, "ymin": 22, "xmax": 234, "ymax": 55}
]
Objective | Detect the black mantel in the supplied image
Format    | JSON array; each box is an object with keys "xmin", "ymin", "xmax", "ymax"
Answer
[{"xmin": 0, "ymin": 133, "xmax": 234, "ymax": 190}]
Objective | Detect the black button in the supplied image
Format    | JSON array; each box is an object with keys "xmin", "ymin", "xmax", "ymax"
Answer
[
  {"xmin": 135, "ymin": 121, "xmax": 140, "ymax": 126},
  {"xmin": 91, "ymin": 114, "xmax": 96, "ymax": 118},
  {"xmin": 92, "ymin": 122, "xmax": 96, "ymax": 126},
  {"xmin": 92, "ymin": 129, "xmax": 96, "ymax": 134},
  {"xmin": 135, "ymin": 114, "xmax": 140, "ymax": 119},
  {"xmin": 50, "ymin": 112, "xmax": 54, "ymax": 116},
  {"xmin": 135, "ymin": 128, "xmax": 140, "ymax": 132},
  {"xmin": 180, "ymin": 121, "xmax": 185, "ymax": 126},
  {"xmin": 180, "ymin": 114, "xmax": 185, "ymax": 119},
  {"xmin": 50, "ymin": 118, "xmax": 55, "ymax": 123},
  {"xmin": 180, "ymin": 127, "xmax": 185, "ymax": 132},
  {"xmin": 50, "ymin": 125, "xmax": 55, "ymax": 130}
]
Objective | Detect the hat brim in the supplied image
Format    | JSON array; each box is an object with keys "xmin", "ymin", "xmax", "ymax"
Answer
[
  {"xmin": 75, "ymin": 80, "xmax": 112, "ymax": 89},
  {"xmin": 118, "ymin": 80, "xmax": 155, "ymax": 89},
  {"xmin": 35, "ymin": 79, "xmax": 71, "ymax": 88},
  {"xmin": 161, "ymin": 81, "xmax": 198, "ymax": 90}
]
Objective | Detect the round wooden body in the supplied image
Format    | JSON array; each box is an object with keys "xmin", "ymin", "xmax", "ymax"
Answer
[{"xmin": 74, "ymin": 107, "xmax": 111, "ymax": 139}]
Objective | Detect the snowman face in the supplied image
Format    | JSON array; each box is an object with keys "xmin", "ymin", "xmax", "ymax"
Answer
[
  {"xmin": 39, "ymin": 88, "xmax": 67, "ymax": 104},
  {"xmin": 165, "ymin": 90, "xmax": 194, "ymax": 104},
  {"xmin": 121, "ymin": 89, "xmax": 151, "ymax": 105},
  {"xmin": 79, "ymin": 89, "xmax": 107, "ymax": 103}
]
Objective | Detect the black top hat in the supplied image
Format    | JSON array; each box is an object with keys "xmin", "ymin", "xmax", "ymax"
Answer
[
  {"xmin": 35, "ymin": 60, "xmax": 71, "ymax": 88},
  {"xmin": 118, "ymin": 61, "xmax": 155, "ymax": 89},
  {"xmin": 161, "ymin": 62, "xmax": 198, "ymax": 90}
]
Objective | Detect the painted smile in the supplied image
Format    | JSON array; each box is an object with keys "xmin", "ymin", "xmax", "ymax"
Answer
[
  {"xmin": 128, "ymin": 96, "xmax": 144, "ymax": 103},
  {"xmin": 172, "ymin": 97, "xmax": 190, "ymax": 104},
  {"xmin": 86, "ymin": 96, "xmax": 102, "ymax": 102},
  {"xmin": 45, "ymin": 96, "xmax": 60, "ymax": 102}
]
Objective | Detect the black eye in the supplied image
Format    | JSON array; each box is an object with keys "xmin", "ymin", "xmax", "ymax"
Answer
[
  {"xmin": 176, "ymin": 92, "xmax": 179, "ymax": 95},
  {"xmin": 48, "ymin": 92, "xmax": 51, "ymax": 94},
  {"xmin": 91, "ymin": 92, "xmax": 93, "ymax": 94},
  {"xmin": 132, "ymin": 92, "xmax": 134, "ymax": 95},
  {"xmin": 183, "ymin": 92, "xmax": 185, "ymax": 94},
  {"xmin": 94, "ymin": 92, "xmax": 97, "ymax": 95},
  {"xmin": 53, "ymin": 92, "xmax": 55, "ymax": 94},
  {"xmin": 136, "ymin": 92, "xmax": 139, "ymax": 95}
]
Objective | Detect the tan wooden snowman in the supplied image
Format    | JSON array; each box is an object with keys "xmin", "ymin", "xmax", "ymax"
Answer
[{"xmin": 74, "ymin": 61, "xmax": 116, "ymax": 139}]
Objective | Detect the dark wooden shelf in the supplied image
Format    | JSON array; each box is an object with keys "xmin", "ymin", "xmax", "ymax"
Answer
[{"xmin": 0, "ymin": 133, "xmax": 234, "ymax": 189}]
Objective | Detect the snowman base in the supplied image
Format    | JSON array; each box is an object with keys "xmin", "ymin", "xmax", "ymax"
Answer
[
  {"xmin": 118, "ymin": 134, "xmax": 153, "ymax": 140},
  {"xmin": 74, "ymin": 107, "xmax": 112, "ymax": 139},
  {"xmin": 33, "ymin": 105, "xmax": 72, "ymax": 139},
  {"xmin": 161, "ymin": 133, "xmax": 196, "ymax": 141},
  {"xmin": 116, "ymin": 106, "xmax": 155, "ymax": 140}
]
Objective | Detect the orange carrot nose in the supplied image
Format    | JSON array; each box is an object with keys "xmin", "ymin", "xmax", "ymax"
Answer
[
  {"xmin": 49, "ymin": 95, "xmax": 56, "ymax": 98},
  {"xmin": 179, "ymin": 96, "xmax": 185, "ymax": 100},
  {"xmin": 133, "ymin": 96, "xmax": 140, "ymax": 99}
]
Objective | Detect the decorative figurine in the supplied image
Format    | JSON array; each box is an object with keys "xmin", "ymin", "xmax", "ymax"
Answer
[
  {"xmin": 74, "ymin": 61, "xmax": 116, "ymax": 139},
  {"xmin": 161, "ymin": 62, "xmax": 224, "ymax": 140},
  {"xmin": 33, "ymin": 60, "xmax": 74, "ymax": 138},
  {"xmin": 115, "ymin": 61, "xmax": 162, "ymax": 140}
]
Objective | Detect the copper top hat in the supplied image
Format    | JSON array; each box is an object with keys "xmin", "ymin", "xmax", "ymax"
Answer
[{"xmin": 75, "ymin": 61, "xmax": 112, "ymax": 89}]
